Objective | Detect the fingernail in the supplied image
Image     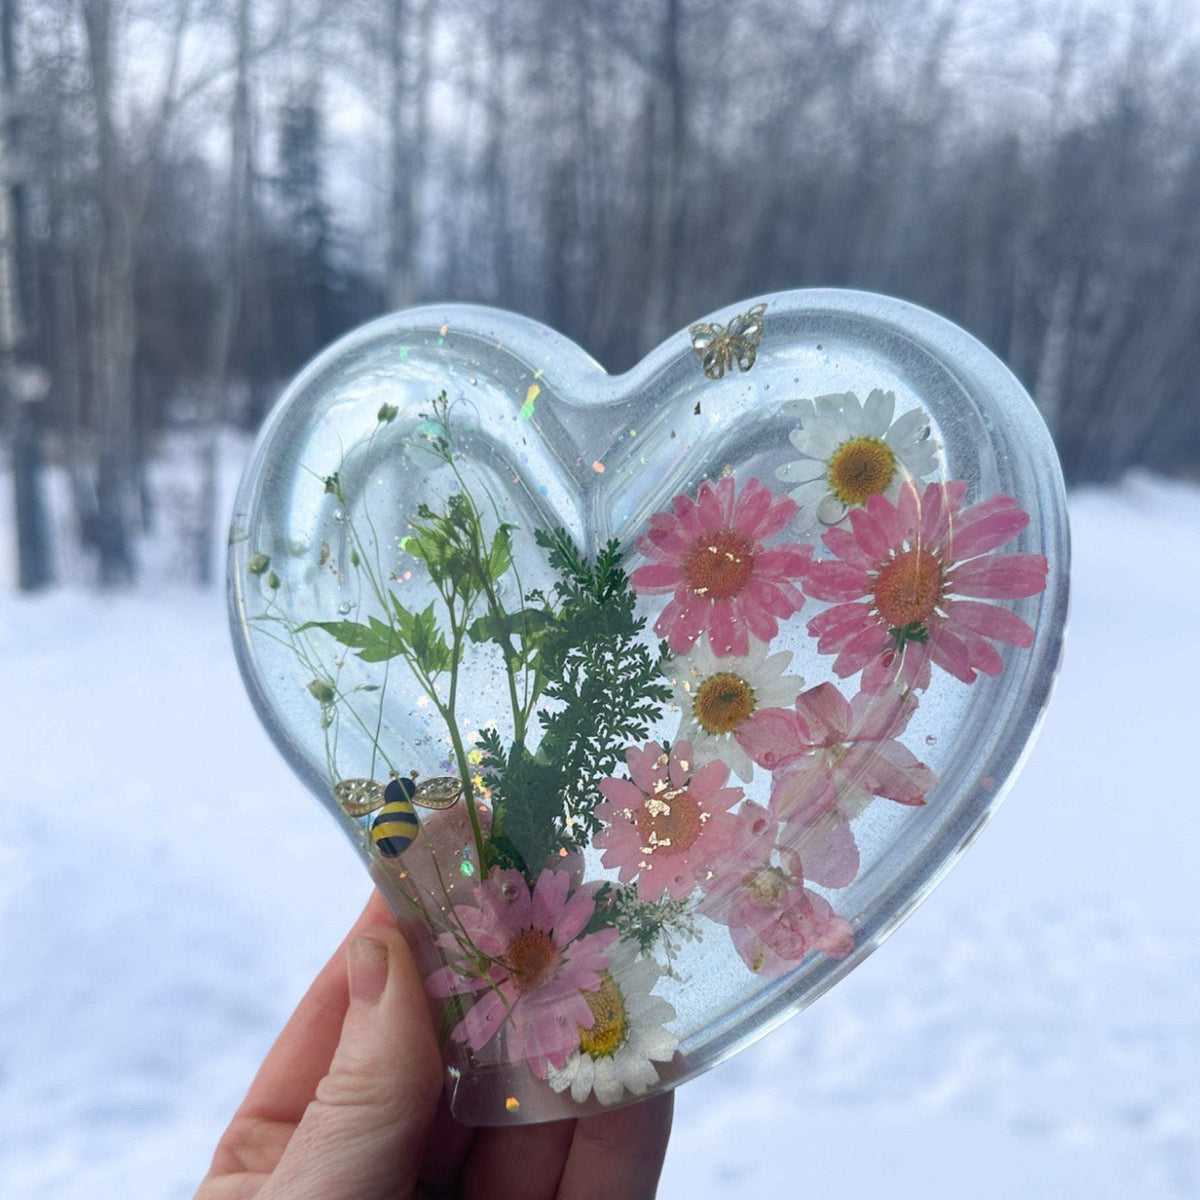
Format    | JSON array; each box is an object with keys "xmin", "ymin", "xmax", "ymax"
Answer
[{"xmin": 348, "ymin": 936, "xmax": 389, "ymax": 1005}]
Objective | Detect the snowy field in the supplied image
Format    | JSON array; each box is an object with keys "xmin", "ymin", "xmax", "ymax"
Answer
[{"xmin": 2, "ymin": 473, "xmax": 1199, "ymax": 1199}]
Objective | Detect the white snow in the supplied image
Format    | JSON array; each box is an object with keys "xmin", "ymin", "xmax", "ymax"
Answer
[{"xmin": 2, "ymin": 473, "xmax": 1199, "ymax": 1199}]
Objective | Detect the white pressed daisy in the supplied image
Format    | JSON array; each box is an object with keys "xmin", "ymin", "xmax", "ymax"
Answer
[
  {"xmin": 547, "ymin": 954, "xmax": 678, "ymax": 1106},
  {"xmin": 665, "ymin": 635, "xmax": 803, "ymax": 782},
  {"xmin": 776, "ymin": 389, "xmax": 939, "ymax": 532}
]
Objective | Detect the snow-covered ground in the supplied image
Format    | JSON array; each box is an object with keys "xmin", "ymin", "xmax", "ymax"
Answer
[{"xmin": 2, "ymin": 474, "xmax": 1199, "ymax": 1199}]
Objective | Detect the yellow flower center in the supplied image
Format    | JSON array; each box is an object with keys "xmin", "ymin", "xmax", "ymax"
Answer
[
  {"xmin": 827, "ymin": 437, "xmax": 897, "ymax": 504},
  {"xmin": 578, "ymin": 972, "xmax": 628, "ymax": 1058},
  {"xmin": 683, "ymin": 528, "xmax": 756, "ymax": 599},
  {"xmin": 637, "ymin": 786, "xmax": 704, "ymax": 856},
  {"xmin": 873, "ymin": 548, "xmax": 943, "ymax": 628},
  {"xmin": 505, "ymin": 927, "xmax": 561, "ymax": 993},
  {"xmin": 693, "ymin": 671, "xmax": 756, "ymax": 734}
]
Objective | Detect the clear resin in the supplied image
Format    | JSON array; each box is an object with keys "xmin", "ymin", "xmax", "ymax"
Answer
[{"xmin": 227, "ymin": 289, "xmax": 1068, "ymax": 1125}]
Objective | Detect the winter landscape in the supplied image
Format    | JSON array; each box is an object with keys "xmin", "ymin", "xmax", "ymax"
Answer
[{"xmin": 2, "ymin": 468, "xmax": 1197, "ymax": 1199}]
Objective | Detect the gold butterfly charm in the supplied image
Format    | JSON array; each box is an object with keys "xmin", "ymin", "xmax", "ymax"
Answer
[{"xmin": 689, "ymin": 302, "xmax": 767, "ymax": 380}]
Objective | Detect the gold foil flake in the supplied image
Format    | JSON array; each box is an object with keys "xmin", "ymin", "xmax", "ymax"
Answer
[
  {"xmin": 333, "ymin": 778, "xmax": 386, "ymax": 817},
  {"xmin": 505, "ymin": 1096, "xmax": 520, "ymax": 1113},
  {"xmin": 689, "ymin": 302, "xmax": 767, "ymax": 380}
]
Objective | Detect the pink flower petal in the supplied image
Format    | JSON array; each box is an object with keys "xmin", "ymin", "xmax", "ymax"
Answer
[
  {"xmin": 845, "ymin": 505, "xmax": 892, "ymax": 564},
  {"xmin": 898, "ymin": 642, "xmax": 932, "ymax": 692},
  {"xmin": 746, "ymin": 577, "xmax": 796, "ymax": 620},
  {"xmin": 897, "ymin": 482, "xmax": 922, "ymax": 545},
  {"xmin": 794, "ymin": 810, "xmax": 859, "ymax": 889},
  {"xmin": 751, "ymin": 493, "xmax": 801, "ymax": 541},
  {"xmin": 756, "ymin": 545, "xmax": 813, "ymax": 580},
  {"xmin": 531, "ymin": 869, "xmax": 570, "ymax": 931},
  {"xmin": 824, "ymin": 525, "xmax": 876, "ymax": 570},
  {"xmin": 951, "ymin": 553, "xmax": 1048, "ymax": 599},
  {"xmin": 928, "ymin": 624, "xmax": 976, "ymax": 683},
  {"xmin": 942, "ymin": 598, "xmax": 1035, "ymax": 646},
  {"xmin": 598, "ymin": 776, "xmax": 645, "ymax": 809},
  {"xmin": 771, "ymin": 759, "xmax": 835, "ymax": 824},
  {"xmin": 865, "ymin": 490, "xmax": 904, "ymax": 547},
  {"xmin": 839, "ymin": 743, "xmax": 935, "ymax": 804},
  {"xmin": 808, "ymin": 602, "xmax": 874, "ymax": 651},
  {"xmin": 671, "ymin": 491, "xmax": 705, "ymax": 540},
  {"xmin": 640, "ymin": 522, "xmax": 690, "ymax": 558},
  {"xmin": 629, "ymin": 561, "xmax": 683, "ymax": 593},
  {"xmin": 697, "ymin": 478, "xmax": 725, "ymax": 530},
  {"xmin": 805, "ymin": 560, "xmax": 871, "ymax": 602},
  {"xmin": 847, "ymin": 686, "xmax": 916, "ymax": 742},
  {"xmin": 736, "ymin": 706, "xmax": 808, "ymax": 771},
  {"xmin": 793, "ymin": 682, "xmax": 852, "ymax": 743},
  {"xmin": 455, "ymin": 988, "xmax": 509, "ymax": 1051},
  {"xmin": 707, "ymin": 597, "xmax": 748, "ymax": 656},
  {"xmin": 732, "ymin": 477, "xmax": 773, "ymax": 538},
  {"xmin": 626, "ymin": 742, "xmax": 666, "ymax": 793},
  {"xmin": 947, "ymin": 494, "xmax": 1029, "ymax": 561},
  {"xmin": 833, "ymin": 624, "xmax": 893, "ymax": 677},
  {"xmin": 736, "ymin": 591, "xmax": 779, "ymax": 642}
]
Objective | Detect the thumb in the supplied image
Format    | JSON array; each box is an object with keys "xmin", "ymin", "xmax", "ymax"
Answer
[{"xmin": 260, "ymin": 925, "xmax": 444, "ymax": 1200}]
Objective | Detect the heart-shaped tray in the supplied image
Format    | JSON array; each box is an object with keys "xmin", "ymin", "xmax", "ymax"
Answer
[{"xmin": 228, "ymin": 289, "xmax": 1068, "ymax": 1125}]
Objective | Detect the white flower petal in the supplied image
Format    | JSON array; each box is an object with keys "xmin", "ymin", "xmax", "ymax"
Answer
[
  {"xmin": 781, "ymin": 396, "xmax": 816, "ymax": 423},
  {"xmin": 884, "ymin": 406, "xmax": 932, "ymax": 450},
  {"xmin": 775, "ymin": 458, "xmax": 826, "ymax": 484},
  {"xmin": 862, "ymin": 389, "xmax": 895, "ymax": 436},
  {"xmin": 790, "ymin": 477, "xmax": 832, "ymax": 512},
  {"xmin": 817, "ymin": 492, "xmax": 849, "ymax": 526}
]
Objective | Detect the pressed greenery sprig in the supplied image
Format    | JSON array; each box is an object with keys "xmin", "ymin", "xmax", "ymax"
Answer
[{"xmin": 476, "ymin": 527, "xmax": 671, "ymax": 878}]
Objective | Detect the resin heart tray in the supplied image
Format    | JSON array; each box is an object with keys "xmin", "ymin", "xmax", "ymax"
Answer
[{"xmin": 228, "ymin": 289, "xmax": 1068, "ymax": 1125}]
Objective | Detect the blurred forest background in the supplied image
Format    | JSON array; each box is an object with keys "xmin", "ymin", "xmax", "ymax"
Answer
[{"xmin": 1, "ymin": 0, "xmax": 1198, "ymax": 590}]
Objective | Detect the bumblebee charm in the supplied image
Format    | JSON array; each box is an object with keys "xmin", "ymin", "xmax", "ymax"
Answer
[
  {"xmin": 413, "ymin": 775, "xmax": 463, "ymax": 810},
  {"xmin": 689, "ymin": 302, "xmax": 767, "ymax": 380},
  {"xmin": 370, "ymin": 777, "xmax": 420, "ymax": 857},
  {"xmin": 333, "ymin": 777, "xmax": 386, "ymax": 817}
]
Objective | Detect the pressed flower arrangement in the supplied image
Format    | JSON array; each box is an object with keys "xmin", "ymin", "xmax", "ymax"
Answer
[{"xmin": 229, "ymin": 290, "xmax": 1068, "ymax": 1125}]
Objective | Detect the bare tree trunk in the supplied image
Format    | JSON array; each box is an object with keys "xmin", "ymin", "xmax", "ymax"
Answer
[
  {"xmin": 1032, "ymin": 264, "xmax": 1078, "ymax": 438},
  {"xmin": 197, "ymin": 0, "xmax": 253, "ymax": 585},
  {"xmin": 643, "ymin": 0, "xmax": 684, "ymax": 350},
  {"xmin": 82, "ymin": 0, "xmax": 137, "ymax": 584},
  {"xmin": 0, "ymin": 0, "xmax": 51, "ymax": 588},
  {"xmin": 386, "ymin": 0, "xmax": 435, "ymax": 309}
]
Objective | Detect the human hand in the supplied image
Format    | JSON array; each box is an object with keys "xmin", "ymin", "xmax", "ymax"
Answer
[{"xmin": 197, "ymin": 891, "xmax": 674, "ymax": 1200}]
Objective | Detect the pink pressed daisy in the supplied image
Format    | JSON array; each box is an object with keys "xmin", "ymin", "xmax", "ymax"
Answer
[
  {"xmin": 804, "ymin": 482, "xmax": 1048, "ymax": 692},
  {"xmin": 595, "ymin": 739, "xmax": 742, "ymax": 901},
  {"xmin": 737, "ymin": 682, "xmax": 936, "ymax": 888},
  {"xmin": 715, "ymin": 802, "xmax": 854, "ymax": 977},
  {"xmin": 630, "ymin": 476, "xmax": 813, "ymax": 657},
  {"xmin": 425, "ymin": 869, "xmax": 618, "ymax": 1076}
]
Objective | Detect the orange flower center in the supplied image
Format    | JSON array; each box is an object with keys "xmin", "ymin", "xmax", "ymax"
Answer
[
  {"xmin": 693, "ymin": 672, "xmax": 756, "ymax": 734},
  {"xmin": 578, "ymin": 972, "xmax": 628, "ymax": 1058},
  {"xmin": 683, "ymin": 528, "xmax": 756, "ymax": 599},
  {"xmin": 637, "ymin": 787, "xmax": 705, "ymax": 856},
  {"xmin": 506, "ymin": 927, "xmax": 561, "ymax": 992},
  {"xmin": 827, "ymin": 437, "xmax": 897, "ymax": 504},
  {"xmin": 873, "ymin": 548, "xmax": 943, "ymax": 628}
]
